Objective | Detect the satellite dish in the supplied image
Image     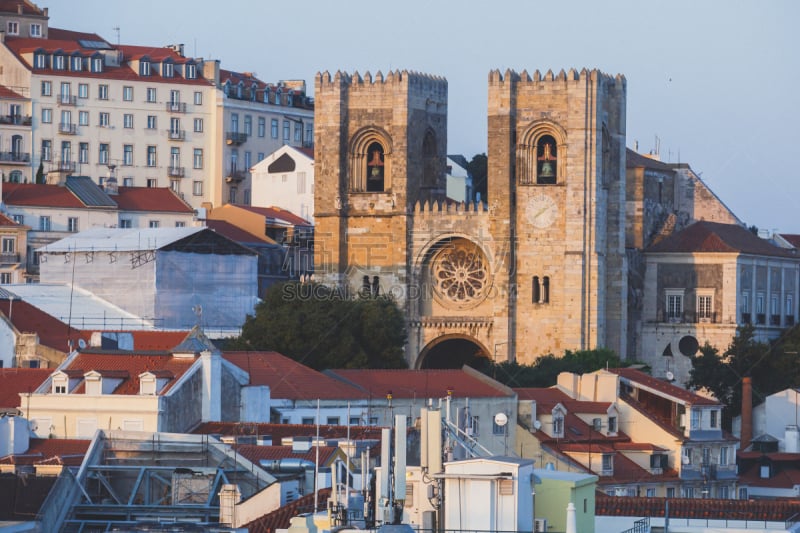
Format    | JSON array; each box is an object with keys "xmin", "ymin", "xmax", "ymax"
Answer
[
  {"xmin": 533, "ymin": 420, "xmax": 542, "ymax": 431},
  {"xmin": 665, "ymin": 371, "xmax": 675, "ymax": 382},
  {"xmin": 494, "ymin": 412, "xmax": 508, "ymax": 427},
  {"xmin": 78, "ymin": 339, "xmax": 87, "ymax": 350}
]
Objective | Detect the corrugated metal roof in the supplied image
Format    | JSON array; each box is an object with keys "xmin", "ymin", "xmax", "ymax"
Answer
[
  {"xmin": 38, "ymin": 227, "xmax": 204, "ymax": 253},
  {"xmin": 65, "ymin": 176, "xmax": 117, "ymax": 207},
  {"xmin": 2, "ymin": 283, "xmax": 152, "ymax": 330}
]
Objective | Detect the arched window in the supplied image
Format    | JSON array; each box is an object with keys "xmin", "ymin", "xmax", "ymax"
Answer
[
  {"xmin": 366, "ymin": 142, "xmax": 385, "ymax": 192},
  {"xmin": 8, "ymin": 171, "xmax": 22, "ymax": 183},
  {"xmin": 223, "ymin": 81, "xmax": 231, "ymax": 96},
  {"xmin": 536, "ymin": 135, "xmax": 558, "ymax": 184}
]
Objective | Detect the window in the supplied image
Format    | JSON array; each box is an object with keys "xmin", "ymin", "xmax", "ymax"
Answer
[
  {"xmin": 666, "ymin": 487, "xmax": 675, "ymax": 498},
  {"xmin": 666, "ymin": 289, "xmax": 684, "ymax": 322},
  {"xmin": 147, "ymin": 178, "xmax": 157, "ymax": 188},
  {"xmin": 60, "ymin": 110, "xmax": 72, "ymax": 128},
  {"xmin": 140, "ymin": 61, "xmax": 151, "ymax": 76},
  {"xmin": 365, "ymin": 141, "xmax": 385, "ymax": 191},
  {"xmin": 719, "ymin": 486, "xmax": 729, "ymax": 499},
  {"xmin": 41, "ymin": 107, "xmax": 52, "ymax": 123},
  {"xmin": 536, "ymin": 134, "xmax": 558, "ymax": 184},
  {"xmin": 68, "ymin": 217, "xmax": 79, "ymax": 232},
  {"xmin": 244, "ymin": 115, "xmax": 252, "ymax": 135},
  {"xmin": 41, "ymin": 80, "xmax": 52, "ymax": 96},
  {"xmin": 146, "ymin": 87, "xmax": 157, "ymax": 103},
  {"xmin": 98, "ymin": 143, "xmax": 109, "ymax": 164},
  {"xmin": 70, "ymin": 55, "xmax": 82, "ymax": 71},
  {"xmin": 175, "ymin": 221, "xmax": 185, "ymax": 227},
  {"xmin": 123, "ymin": 86, "xmax": 133, "ymax": 101},
  {"xmin": 283, "ymin": 120, "xmax": 290, "ymax": 141},
  {"xmin": 787, "ymin": 294, "xmax": 795, "ymax": 318},
  {"xmin": 30, "ymin": 23, "xmax": 42, "ymax": 37},
  {"xmin": 123, "ymin": 177, "xmax": 133, "ymax": 187},
  {"xmin": 79, "ymin": 142, "xmax": 88, "ymax": 163},
  {"xmin": 123, "ymin": 145, "xmax": 133, "ymax": 166},
  {"xmin": 170, "ymin": 146, "xmax": 180, "ymax": 169},
  {"xmin": 258, "ymin": 117, "xmax": 265, "ymax": 137},
  {"xmin": 98, "ymin": 84, "xmax": 108, "ymax": 100},
  {"xmin": 33, "ymin": 52, "xmax": 46, "ymax": 68},
  {"xmin": 294, "ymin": 122, "xmax": 302, "ymax": 142},
  {"xmin": 79, "ymin": 110, "xmax": 89, "ymax": 126},
  {"xmin": 39, "ymin": 216, "xmax": 51, "ymax": 231},
  {"xmin": 193, "ymin": 148, "xmax": 203, "ymax": 169},
  {"xmin": 326, "ymin": 416, "xmax": 340, "ymax": 425},
  {"xmin": 149, "ymin": 220, "xmax": 160, "ymax": 228},
  {"xmin": 306, "ymin": 123, "xmax": 313, "ymax": 145},
  {"xmin": 147, "ymin": 115, "xmax": 157, "ymax": 129},
  {"xmin": 601, "ymin": 454, "xmax": 613, "ymax": 472},
  {"xmin": 123, "ymin": 113, "xmax": 133, "ymax": 128},
  {"xmin": 162, "ymin": 62, "xmax": 174, "ymax": 78},
  {"xmin": 60, "ymin": 140, "xmax": 71, "ymax": 162},
  {"xmin": 146, "ymin": 146, "xmax": 157, "ymax": 167},
  {"xmin": 719, "ymin": 446, "xmax": 729, "ymax": 466},
  {"xmin": 170, "ymin": 179, "xmax": 180, "ymax": 192},
  {"xmin": 552, "ymin": 415, "xmax": 564, "ymax": 437},
  {"xmin": 99, "ymin": 112, "xmax": 110, "ymax": 127},
  {"xmin": 2, "ymin": 238, "xmax": 15, "ymax": 253},
  {"xmin": 91, "ymin": 56, "xmax": 102, "ymax": 72},
  {"xmin": 683, "ymin": 447, "xmax": 692, "ymax": 466},
  {"xmin": 193, "ymin": 181, "xmax": 203, "ymax": 196},
  {"xmin": 120, "ymin": 219, "xmax": 132, "ymax": 228},
  {"xmin": 78, "ymin": 83, "xmax": 88, "ymax": 99},
  {"xmin": 271, "ymin": 119, "xmax": 278, "ymax": 138},
  {"xmin": 646, "ymin": 488, "xmax": 656, "ymax": 498},
  {"xmin": 690, "ymin": 409, "xmax": 700, "ymax": 430},
  {"xmin": 7, "ymin": 21, "xmax": 18, "ymax": 35},
  {"xmin": 230, "ymin": 113, "xmax": 239, "ymax": 132},
  {"xmin": 257, "ymin": 152, "xmax": 265, "ymax": 162},
  {"xmin": 685, "ymin": 487, "xmax": 694, "ymax": 499},
  {"xmin": 0, "ymin": 272, "xmax": 11, "ymax": 284},
  {"xmin": 41, "ymin": 139, "xmax": 52, "ymax": 161},
  {"xmin": 244, "ymin": 151, "xmax": 252, "ymax": 170},
  {"xmin": 54, "ymin": 54, "xmax": 65, "ymax": 70},
  {"xmin": 193, "ymin": 118, "xmax": 203, "ymax": 132},
  {"xmin": 710, "ymin": 410, "xmax": 718, "ymax": 429},
  {"xmin": 697, "ymin": 292, "xmax": 713, "ymax": 320},
  {"xmin": 739, "ymin": 487, "xmax": 748, "ymax": 500},
  {"xmin": 301, "ymin": 417, "xmax": 314, "ymax": 425},
  {"xmin": 194, "ymin": 91, "xmax": 202, "ymax": 105},
  {"xmin": 608, "ymin": 416, "xmax": 617, "ymax": 433},
  {"xmin": 229, "ymin": 187, "xmax": 237, "ymax": 204}
]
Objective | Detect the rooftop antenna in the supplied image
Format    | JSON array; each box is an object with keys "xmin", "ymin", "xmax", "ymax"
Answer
[{"xmin": 112, "ymin": 26, "xmax": 120, "ymax": 45}]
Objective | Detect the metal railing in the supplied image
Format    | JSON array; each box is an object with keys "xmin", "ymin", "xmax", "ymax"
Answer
[
  {"xmin": 168, "ymin": 166, "xmax": 185, "ymax": 177},
  {"xmin": 0, "ymin": 151, "xmax": 30, "ymax": 163},
  {"xmin": 58, "ymin": 94, "xmax": 77, "ymax": 106},
  {"xmin": 58, "ymin": 122, "xmax": 78, "ymax": 134},
  {"xmin": 165, "ymin": 101, "xmax": 187, "ymax": 113},
  {"xmin": 167, "ymin": 129, "xmax": 186, "ymax": 140},
  {"xmin": 225, "ymin": 131, "xmax": 248, "ymax": 144}
]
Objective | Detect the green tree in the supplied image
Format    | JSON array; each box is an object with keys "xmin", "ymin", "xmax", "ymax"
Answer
[
  {"xmin": 230, "ymin": 281, "xmax": 407, "ymax": 370},
  {"xmin": 467, "ymin": 153, "xmax": 487, "ymax": 202},
  {"xmin": 35, "ymin": 161, "xmax": 45, "ymax": 184}
]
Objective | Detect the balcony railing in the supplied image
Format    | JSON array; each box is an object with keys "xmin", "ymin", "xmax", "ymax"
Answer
[
  {"xmin": 756, "ymin": 313, "xmax": 766, "ymax": 325},
  {"xmin": 656, "ymin": 310, "xmax": 722, "ymax": 324},
  {"xmin": 58, "ymin": 122, "xmax": 77, "ymax": 134},
  {"xmin": 167, "ymin": 129, "xmax": 186, "ymax": 141},
  {"xmin": 225, "ymin": 132, "xmax": 248, "ymax": 145},
  {"xmin": 0, "ymin": 115, "xmax": 32, "ymax": 125},
  {"xmin": 0, "ymin": 151, "xmax": 30, "ymax": 164},
  {"xmin": 225, "ymin": 169, "xmax": 247, "ymax": 182},
  {"xmin": 771, "ymin": 314, "xmax": 782, "ymax": 326},
  {"xmin": 0, "ymin": 252, "xmax": 20, "ymax": 263},
  {"xmin": 51, "ymin": 160, "xmax": 76, "ymax": 172},
  {"xmin": 168, "ymin": 166, "xmax": 185, "ymax": 177},
  {"xmin": 165, "ymin": 102, "xmax": 187, "ymax": 113},
  {"xmin": 58, "ymin": 94, "xmax": 77, "ymax": 106}
]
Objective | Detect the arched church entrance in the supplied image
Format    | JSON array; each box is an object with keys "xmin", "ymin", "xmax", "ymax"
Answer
[{"xmin": 418, "ymin": 335, "xmax": 489, "ymax": 369}]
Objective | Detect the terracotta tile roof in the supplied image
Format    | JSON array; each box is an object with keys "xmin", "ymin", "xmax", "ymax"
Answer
[
  {"xmin": 0, "ymin": 438, "xmax": 90, "ymax": 466},
  {"xmin": 625, "ymin": 148, "xmax": 674, "ymax": 172},
  {"xmin": 0, "ymin": 84, "xmax": 26, "ymax": 100},
  {"xmin": 296, "ymin": 146, "xmax": 314, "ymax": 159},
  {"xmin": 647, "ymin": 220, "xmax": 798, "ymax": 258},
  {"xmin": 562, "ymin": 400, "xmax": 612, "ymax": 414},
  {"xmin": 192, "ymin": 422, "xmax": 386, "ymax": 442},
  {"xmin": 0, "ymin": 368, "xmax": 51, "ymax": 409},
  {"xmin": 0, "ymin": 0, "xmax": 44, "ymax": 15},
  {"xmin": 613, "ymin": 442, "xmax": 666, "ymax": 452},
  {"xmin": 126, "ymin": 330, "xmax": 190, "ymax": 351},
  {"xmin": 329, "ymin": 368, "xmax": 512, "ymax": 399},
  {"xmin": 739, "ymin": 451, "xmax": 800, "ymax": 461},
  {"xmin": 595, "ymin": 495, "xmax": 800, "ymax": 521},
  {"xmin": 515, "ymin": 387, "xmax": 571, "ymax": 409},
  {"xmin": 62, "ymin": 351, "xmax": 198, "ymax": 395},
  {"xmin": 237, "ymin": 205, "xmax": 312, "ymax": 227},
  {"xmin": 206, "ymin": 219, "xmax": 274, "ymax": 244},
  {"xmin": 0, "ymin": 298, "xmax": 91, "ymax": 354},
  {"xmin": 780, "ymin": 234, "xmax": 800, "ymax": 248},
  {"xmin": 244, "ymin": 488, "xmax": 332, "ymax": 533},
  {"xmin": 114, "ymin": 187, "xmax": 193, "ymax": 213},
  {"xmin": 118, "ymin": 44, "xmax": 192, "ymax": 64},
  {"xmin": 739, "ymin": 463, "xmax": 800, "ymax": 488},
  {"xmin": 220, "ymin": 69, "xmax": 267, "ymax": 87},
  {"xmin": 46, "ymin": 28, "xmax": 105, "ymax": 41},
  {"xmin": 233, "ymin": 444, "xmax": 337, "ymax": 466},
  {"xmin": 2, "ymin": 182, "xmax": 87, "ymax": 208},
  {"xmin": 609, "ymin": 367, "xmax": 720, "ymax": 406},
  {"xmin": 598, "ymin": 451, "xmax": 679, "ymax": 484},
  {"xmin": 223, "ymin": 352, "xmax": 368, "ymax": 400},
  {"xmin": 0, "ymin": 212, "xmax": 24, "ymax": 226},
  {"xmin": 560, "ymin": 443, "xmax": 615, "ymax": 454}
]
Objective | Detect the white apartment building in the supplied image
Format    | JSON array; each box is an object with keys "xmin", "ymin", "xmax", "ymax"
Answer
[
  {"xmin": 250, "ymin": 144, "xmax": 314, "ymax": 222},
  {"xmin": 0, "ymin": 84, "xmax": 32, "ymax": 183}
]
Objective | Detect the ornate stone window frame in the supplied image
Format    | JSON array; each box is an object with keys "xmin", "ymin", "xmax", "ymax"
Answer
[
  {"xmin": 348, "ymin": 127, "xmax": 392, "ymax": 193},
  {"xmin": 518, "ymin": 120, "xmax": 566, "ymax": 186}
]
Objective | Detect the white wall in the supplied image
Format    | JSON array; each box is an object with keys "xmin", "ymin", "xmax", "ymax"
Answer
[{"xmin": 250, "ymin": 146, "xmax": 314, "ymax": 222}]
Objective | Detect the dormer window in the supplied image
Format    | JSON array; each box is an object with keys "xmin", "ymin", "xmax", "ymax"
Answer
[
  {"xmin": 552, "ymin": 414, "xmax": 564, "ymax": 437},
  {"xmin": 250, "ymin": 83, "xmax": 258, "ymax": 101},
  {"xmin": 91, "ymin": 57, "xmax": 103, "ymax": 73},
  {"xmin": 607, "ymin": 415, "xmax": 617, "ymax": 433},
  {"xmin": 236, "ymin": 82, "xmax": 243, "ymax": 98},
  {"xmin": 140, "ymin": 373, "xmax": 157, "ymax": 395},
  {"xmin": 33, "ymin": 52, "xmax": 47, "ymax": 69},
  {"xmin": 185, "ymin": 63, "xmax": 196, "ymax": 79},
  {"xmin": 601, "ymin": 454, "xmax": 613, "ymax": 475},
  {"xmin": 52, "ymin": 373, "xmax": 69, "ymax": 394},
  {"xmin": 71, "ymin": 55, "xmax": 82, "ymax": 71},
  {"xmin": 275, "ymin": 89, "xmax": 282, "ymax": 105},
  {"xmin": 53, "ymin": 54, "xmax": 65, "ymax": 70},
  {"xmin": 263, "ymin": 88, "xmax": 270, "ymax": 103},
  {"xmin": 710, "ymin": 409, "xmax": 719, "ymax": 429},
  {"xmin": 224, "ymin": 81, "xmax": 231, "ymax": 96},
  {"xmin": 162, "ymin": 61, "xmax": 174, "ymax": 78},
  {"xmin": 85, "ymin": 372, "xmax": 102, "ymax": 395},
  {"xmin": 140, "ymin": 60, "xmax": 151, "ymax": 76}
]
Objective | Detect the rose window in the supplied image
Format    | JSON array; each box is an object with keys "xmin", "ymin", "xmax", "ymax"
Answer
[{"xmin": 431, "ymin": 241, "xmax": 489, "ymax": 305}]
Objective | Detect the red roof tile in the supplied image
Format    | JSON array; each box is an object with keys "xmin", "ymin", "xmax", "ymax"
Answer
[
  {"xmin": 0, "ymin": 368, "xmax": 51, "ymax": 409},
  {"xmin": 329, "ymin": 368, "xmax": 512, "ymax": 399},
  {"xmin": 192, "ymin": 422, "xmax": 386, "ymax": 442},
  {"xmin": 0, "ymin": 212, "xmax": 23, "ymax": 226},
  {"xmin": 0, "ymin": 84, "xmax": 26, "ymax": 100},
  {"xmin": 127, "ymin": 330, "xmax": 190, "ymax": 351},
  {"xmin": 206, "ymin": 219, "xmax": 274, "ymax": 244},
  {"xmin": 237, "ymin": 205, "xmax": 311, "ymax": 226},
  {"xmin": 647, "ymin": 221, "xmax": 797, "ymax": 258},
  {"xmin": 47, "ymin": 28, "xmax": 106, "ymax": 41},
  {"xmin": 0, "ymin": 0, "xmax": 44, "ymax": 15},
  {"xmin": 244, "ymin": 488, "xmax": 332, "ymax": 533},
  {"xmin": 609, "ymin": 367, "xmax": 719, "ymax": 406},
  {"xmin": 223, "ymin": 352, "xmax": 368, "ymax": 400},
  {"xmin": 0, "ymin": 299, "xmax": 91, "ymax": 354},
  {"xmin": 114, "ymin": 187, "xmax": 193, "ymax": 213},
  {"xmin": 2, "ymin": 182, "xmax": 86, "ymax": 208},
  {"xmin": 63, "ymin": 351, "xmax": 197, "ymax": 395},
  {"xmin": 614, "ymin": 442, "xmax": 666, "ymax": 452},
  {"xmin": 0, "ymin": 438, "xmax": 90, "ymax": 467},
  {"xmin": 780, "ymin": 234, "xmax": 800, "ymax": 248},
  {"xmin": 515, "ymin": 387, "xmax": 571, "ymax": 409},
  {"xmin": 596, "ymin": 495, "xmax": 800, "ymax": 521}
]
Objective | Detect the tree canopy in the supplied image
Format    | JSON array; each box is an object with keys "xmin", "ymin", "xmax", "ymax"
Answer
[
  {"xmin": 688, "ymin": 325, "xmax": 800, "ymax": 429},
  {"xmin": 472, "ymin": 348, "xmax": 627, "ymax": 388},
  {"xmin": 230, "ymin": 281, "xmax": 408, "ymax": 371}
]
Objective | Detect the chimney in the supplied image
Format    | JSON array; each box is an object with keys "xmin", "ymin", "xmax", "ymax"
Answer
[{"xmin": 741, "ymin": 377, "xmax": 753, "ymax": 450}]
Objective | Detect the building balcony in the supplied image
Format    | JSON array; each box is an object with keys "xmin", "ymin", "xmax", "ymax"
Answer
[
  {"xmin": 58, "ymin": 94, "xmax": 77, "ymax": 106},
  {"xmin": 225, "ymin": 169, "xmax": 247, "ymax": 183},
  {"xmin": 225, "ymin": 132, "xmax": 248, "ymax": 145},
  {"xmin": 0, "ymin": 252, "xmax": 21, "ymax": 263},
  {"xmin": 0, "ymin": 115, "xmax": 32, "ymax": 126},
  {"xmin": 167, "ymin": 129, "xmax": 186, "ymax": 141},
  {"xmin": 0, "ymin": 151, "xmax": 30, "ymax": 164},
  {"xmin": 51, "ymin": 160, "xmax": 76, "ymax": 172},
  {"xmin": 58, "ymin": 122, "xmax": 78, "ymax": 135},
  {"xmin": 165, "ymin": 102, "xmax": 187, "ymax": 113},
  {"xmin": 787, "ymin": 315, "xmax": 796, "ymax": 327},
  {"xmin": 168, "ymin": 166, "xmax": 185, "ymax": 178}
]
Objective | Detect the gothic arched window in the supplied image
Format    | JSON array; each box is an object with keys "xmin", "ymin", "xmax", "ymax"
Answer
[
  {"xmin": 366, "ymin": 141, "xmax": 385, "ymax": 192},
  {"xmin": 536, "ymin": 134, "xmax": 558, "ymax": 184}
]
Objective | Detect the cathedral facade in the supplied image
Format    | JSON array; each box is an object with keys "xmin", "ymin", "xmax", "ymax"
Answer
[{"xmin": 313, "ymin": 68, "xmax": 628, "ymax": 368}]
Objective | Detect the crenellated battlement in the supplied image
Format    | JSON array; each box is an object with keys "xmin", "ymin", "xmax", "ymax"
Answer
[
  {"xmin": 413, "ymin": 199, "xmax": 489, "ymax": 216},
  {"xmin": 316, "ymin": 69, "xmax": 447, "ymax": 97},
  {"xmin": 488, "ymin": 67, "xmax": 625, "ymax": 87}
]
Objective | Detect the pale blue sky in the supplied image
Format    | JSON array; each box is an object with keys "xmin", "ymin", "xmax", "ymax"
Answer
[{"xmin": 44, "ymin": 0, "xmax": 799, "ymax": 232}]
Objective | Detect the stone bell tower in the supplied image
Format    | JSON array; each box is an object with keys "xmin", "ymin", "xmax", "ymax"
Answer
[{"xmin": 313, "ymin": 70, "xmax": 448, "ymax": 305}]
